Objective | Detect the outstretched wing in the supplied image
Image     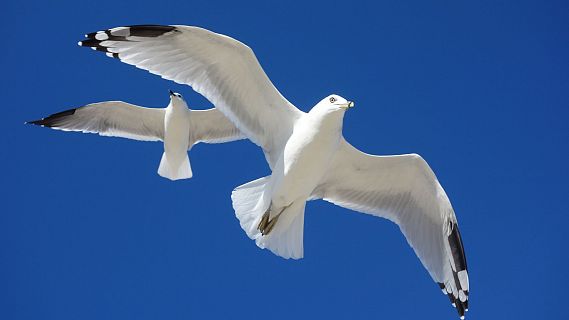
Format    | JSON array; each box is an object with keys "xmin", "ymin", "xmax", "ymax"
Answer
[
  {"xmin": 313, "ymin": 139, "xmax": 469, "ymax": 319},
  {"xmin": 27, "ymin": 101, "xmax": 164, "ymax": 141},
  {"xmin": 189, "ymin": 108, "xmax": 244, "ymax": 144},
  {"xmin": 79, "ymin": 25, "xmax": 303, "ymax": 167}
]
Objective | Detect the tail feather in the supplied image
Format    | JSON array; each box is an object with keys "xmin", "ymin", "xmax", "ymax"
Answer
[
  {"xmin": 157, "ymin": 152, "xmax": 192, "ymax": 180},
  {"xmin": 256, "ymin": 202, "xmax": 305, "ymax": 259},
  {"xmin": 231, "ymin": 177, "xmax": 306, "ymax": 259},
  {"xmin": 231, "ymin": 177, "xmax": 271, "ymax": 239}
]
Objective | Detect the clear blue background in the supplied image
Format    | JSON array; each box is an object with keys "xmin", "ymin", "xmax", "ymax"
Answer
[{"xmin": 1, "ymin": 0, "xmax": 567, "ymax": 319}]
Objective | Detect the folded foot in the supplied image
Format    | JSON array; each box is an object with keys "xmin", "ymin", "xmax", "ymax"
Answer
[
  {"xmin": 258, "ymin": 204, "xmax": 289, "ymax": 236},
  {"xmin": 258, "ymin": 212, "xmax": 280, "ymax": 235}
]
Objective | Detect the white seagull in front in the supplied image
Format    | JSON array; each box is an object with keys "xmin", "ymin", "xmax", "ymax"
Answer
[
  {"xmin": 28, "ymin": 91, "xmax": 242, "ymax": 180},
  {"xmin": 78, "ymin": 25, "xmax": 470, "ymax": 318}
]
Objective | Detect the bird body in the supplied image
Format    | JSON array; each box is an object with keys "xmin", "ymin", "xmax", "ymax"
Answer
[
  {"xmin": 158, "ymin": 94, "xmax": 193, "ymax": 180},
  {"xmin": 28, "ymin": 91, "xmax": 243, "ymax": 181},
  {"xmin": 237, "ymin": 96, "xmax": 355, "ymax": 258},
  {"xmin": 270, "ymin": 99, "xmax": 346, "ymax": 215}
]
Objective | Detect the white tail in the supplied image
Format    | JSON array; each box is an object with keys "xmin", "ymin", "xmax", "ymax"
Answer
[
  {"xmin": 157, "ymin": 152, "xmax": 193, "ymax": 180},
  {"xmin": 231, "ymin": 177, "xmax": 306, "ymax": 259}
]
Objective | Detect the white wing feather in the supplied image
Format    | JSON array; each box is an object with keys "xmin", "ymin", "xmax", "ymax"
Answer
[
  {"xmin": 189, "ymin": 108, "xmax": 244, "ymax": 144},
  {"xmin": 28, "ymin": 101, "xmax": 165, "ymax": 141}
]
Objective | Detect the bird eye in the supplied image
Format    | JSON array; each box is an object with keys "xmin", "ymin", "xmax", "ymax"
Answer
[{"xmin": 329, "ymin": 97, "xmax": 336, "ymax": 103}]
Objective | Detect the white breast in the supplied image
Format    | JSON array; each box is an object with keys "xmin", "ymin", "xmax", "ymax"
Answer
[
  {"xmin": 271, "ymin": 110, "xmax": 344, "ymax": 207},
  {"xmin": 164, "ymin": 103, "xmax": 191, "ymax": 154}
]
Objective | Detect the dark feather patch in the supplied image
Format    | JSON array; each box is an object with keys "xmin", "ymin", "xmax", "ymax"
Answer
[
  {"xmin": 449, "ymin": 223, "xmax": 467, "ymax": 272},
  {"xmin": 82, "ymin": 25, "xmax": 176, "ymax": 42},
  {"xmin": 27, "ymin": 108, "xmax": 76, "ymax": 127},
  {"xmin": 437, "ymin": 222, "xmax": 469, "ymax": 319},
  {"xmin": 127, "ymin": 25, "xmax": 176, "ymax": 37},
  {"xmin": 455, "ymin": 298, "xmax": 465, "ymax": 318},
  {"xmin": 78, "ymin": 38, "xmax": 101, "ymax": 47},
  {"xmin": 85, "ymin": 31, "xmax": 98, "ymax": 39},
  {"xmin": 94, "ymin": 46, "xmax": 110, "ymax": 53},
  {"xmin": 85, "ymin": 30, "xmax": 129, "ymax": 41},
  {"xmin": 79, "ymin": 25, "xmax": 178, "ymax": 60}
]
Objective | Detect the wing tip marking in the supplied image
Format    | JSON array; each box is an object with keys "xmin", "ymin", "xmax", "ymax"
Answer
[
  {"xmin": 79, "ymin": 25, "xmax": 178, "ymax": 60},
  {"xmin": 26, "ymin": 108, "xmax": 77, "ymax": 128}
]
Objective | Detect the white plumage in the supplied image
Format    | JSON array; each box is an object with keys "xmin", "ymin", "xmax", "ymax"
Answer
[
  {"xmin": 77, "ymin": 24, "xmax": 470, "ymax": 318},
  {"xmin": 28, "ymin": 92, "xmax": 243, "ymax": 180}
]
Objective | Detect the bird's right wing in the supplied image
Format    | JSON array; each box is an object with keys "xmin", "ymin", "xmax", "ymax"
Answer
[
  {"xmin": 79, "ymin": 25, "xmax": 305, "ymax": 167},
  {"xmin": 28, "ymin": 101, "xmax": 165, "ymax": 141},
  {"xmin": 313, "ymin": 139, "xmax": 469, "ymax": 319},
  {"xmin": 189, "ymin": 108, "xmax": 244, "ymax": 145}
]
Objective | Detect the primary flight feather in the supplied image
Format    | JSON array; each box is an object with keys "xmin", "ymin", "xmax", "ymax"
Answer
[{"xmin": 77, "ymin": 24, "xmax": 470, "ymax": 318}]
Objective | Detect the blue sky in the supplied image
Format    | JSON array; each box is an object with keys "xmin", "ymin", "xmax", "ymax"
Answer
[{"xmin": 1, "ymin": 0, "xmax": 568, "ymax": 319}]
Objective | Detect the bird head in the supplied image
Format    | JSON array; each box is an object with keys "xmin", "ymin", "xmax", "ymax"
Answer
[
  {"xmin": 314, "ymin": 94, "xmax": 355, "ymax": 113},
  {"xmin": 169, "ymin": 90, "xmax": 188, "ymax": 108},
  {"xmin": 169, "ymin": 89, "xmax": 184, "ymax": 100}
]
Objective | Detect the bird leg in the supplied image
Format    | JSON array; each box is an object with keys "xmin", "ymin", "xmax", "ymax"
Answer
[
  {"xmin": 261, "ymin": 214, "xmax": 280, "ymax": 236},
  {"xmin": 258, "ymin": 211, "xmax": 271, "ymax": 233},
  {"xmin": 258, "ymin": 204, "xmax": 289, "ymax": 236}
]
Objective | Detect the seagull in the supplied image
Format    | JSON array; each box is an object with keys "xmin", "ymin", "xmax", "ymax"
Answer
[
  {"xmin": 78, "ymin": 25, "xmax": 470, "ymax": 318},
  {"xmin": 27, "ymin": 91, "xmax": 243, "ymax": 180}
]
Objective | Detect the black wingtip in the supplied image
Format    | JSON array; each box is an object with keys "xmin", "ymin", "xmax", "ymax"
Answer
[
  {"xmin": 449, "ymin": 222, "xmax": 467, "ymax": 271},
  {"xmin": 26, "ymin": 119, "xmax": 43, "ymax": 126},
  {"xmin": 80, "ymin": 25, "xmax": 176, "ymax": 44},
  {"xmin": 444, "ymin": 222, "xmax": 469, "ymax": 319},
  {"xmin": 85, "ymin": 32, "xmax": 97, "ymax": 39},
  {"xmin": 79, "ymin": 25, "xmax": 178, "ymax": 59},
  {"xmin": 78, "ymin": 38, "xmax": 99, "ymax": 47},
  {"xmin": 455, "ymin": 299, "xmax": 465, "ymax": 318},
  {"xmin": 27, "ymin": 108, "xmax": 77, "ymax": 128},
  {"xmin": 126, "ymin": 25, "xmax": 177, "ymax": 37}
]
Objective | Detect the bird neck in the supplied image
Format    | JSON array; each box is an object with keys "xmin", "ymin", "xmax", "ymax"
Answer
[
  {"xmin": 169, "ymin": 100, "xmax": 189, "ymax": 112},
  {"xmin": 303, "ymin": 108, "xmax": 345, "ymax": 137}
]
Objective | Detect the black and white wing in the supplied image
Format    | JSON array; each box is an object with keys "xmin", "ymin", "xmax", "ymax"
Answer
[
  {"xmin": 313, "ymin": 139, "xmax": 469, "ymax": 319},
  {"xmin": 27, "ymin": 101, "xmax": 165, "ymax": 141},
  {"xmin": 189, "ymin": 108, "xmax": 244, "ymax": 144},
  {"xmin": 79, "ymin": 25, "xmax": 304, "ymax": 167}
]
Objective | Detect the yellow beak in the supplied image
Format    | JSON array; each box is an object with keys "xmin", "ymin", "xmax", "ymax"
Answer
[{"xmin": 340, "ymin": 101, "xmax": 355, "ymax": 109}]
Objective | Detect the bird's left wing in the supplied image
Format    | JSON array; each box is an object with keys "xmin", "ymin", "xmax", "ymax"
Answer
[
  {"xmin": 27, "ymin": 101, "xmax": 165, "ymax": 141},
  {"xmin": 313, "ymin": 139, "xmax": 469, "ymax": 319},
  {"xmin": 79, "ymin": 25, "xmax": 304, "ymax": 167},
  {"xmin": 189, "ymin": 108, "xmax": 244, "ymax": 145}
]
